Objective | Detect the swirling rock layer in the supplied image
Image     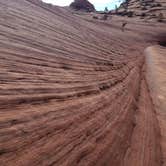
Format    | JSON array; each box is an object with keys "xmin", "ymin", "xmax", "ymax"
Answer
[{"xmin": 0, "ymin": 0, "xmax": 165, "ymax": 166}]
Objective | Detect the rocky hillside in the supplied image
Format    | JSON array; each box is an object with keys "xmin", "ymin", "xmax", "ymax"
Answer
[{"xmin": 117, "ymin": 0, "xmax": 166, "ymax": 21}]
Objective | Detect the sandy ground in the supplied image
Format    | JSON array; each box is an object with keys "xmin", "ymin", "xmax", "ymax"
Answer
[{"xmin": 0, "ymin": 0, "xmax": 166, "ymax": 166}]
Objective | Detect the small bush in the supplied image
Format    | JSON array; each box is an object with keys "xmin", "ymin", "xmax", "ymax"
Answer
[
  {"xmin": 61, "ymin": 64, "xmax": 71, "ymax": 70},
  {"xmin": 93, "ymin": 16, "xmax": 98, "ymax": 19},
  {"xmin": 101, "ymin": 14, "xmax": 108, "ymax": 20},
  {"xmin": 141, "ymin": 6, "xmax": 147, "ymax": 10},
  {"xmin": 127, "ymin": 11, "xmax": 134, "ymax": 17},
  {"xmin": 156, "ymin": 3, "xmax": 162, "ymax": 7},
  {"xmin": 141, "ymin": 13, "xmax": 146, "ymax": 17},
  {"xmin": 158, "ymin": 13, "xmax": 164, "ymax": 22}
]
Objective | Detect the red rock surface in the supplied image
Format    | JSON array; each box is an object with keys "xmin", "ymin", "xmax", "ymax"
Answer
[
  {"xmin": 0, "ymin": 0, "xmax": 166, "ymax": 166},
  {"xmin": 145, "ymin": 46, "xmax": 166, "ymax": 166}
]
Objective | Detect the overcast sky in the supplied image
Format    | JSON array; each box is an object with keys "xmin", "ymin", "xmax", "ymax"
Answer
[{"xmin": 42, "ymin": 0, "xmax": 122, "ymax": 10}]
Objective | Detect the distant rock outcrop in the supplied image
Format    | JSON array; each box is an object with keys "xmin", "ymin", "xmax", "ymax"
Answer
[
  {"xmin": 116, "ymin": 0, "xmax": 166, "ymax": 21},
  {"xmin": 69, "ymin": 0, "xmax": 95, "ymax": 12}
]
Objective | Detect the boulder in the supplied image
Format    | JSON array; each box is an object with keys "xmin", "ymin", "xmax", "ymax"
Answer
[{"xmin": 70, "ymin": 0, "xmax": 95, "ymax": 12}]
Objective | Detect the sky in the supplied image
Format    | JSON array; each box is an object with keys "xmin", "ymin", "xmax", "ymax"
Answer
[{"xmin": 42, "ymin": 0, "xmax": 123, "ymax": 11}]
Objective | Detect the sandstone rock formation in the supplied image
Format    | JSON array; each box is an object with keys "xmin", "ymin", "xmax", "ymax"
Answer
[
  {"xmin": 117, "ymin": 0, "xmax": 166, "ymax": 21},
  {"xmin": 0, "ymin": 0, "xmax": 165, "ymax": 166},
  {"xmin": 145, "ymin": 45, "xmax": 166, "ymax": 166},
  {"xmin": 70, "ymin": 0, "xmax": 95, "ymax": 12}
]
